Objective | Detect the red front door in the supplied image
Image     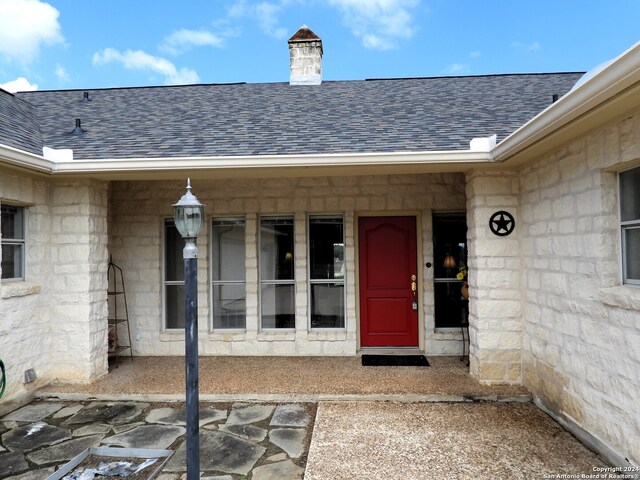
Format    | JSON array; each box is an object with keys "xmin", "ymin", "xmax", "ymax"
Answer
[{"xmin": 359, "ymin": 216, "xmax": 418, "ymax": 347}]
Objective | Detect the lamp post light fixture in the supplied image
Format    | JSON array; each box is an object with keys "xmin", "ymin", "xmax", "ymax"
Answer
[{"xmin": 172, "ymin": 178, "xmax": 205, "ymax": 480}]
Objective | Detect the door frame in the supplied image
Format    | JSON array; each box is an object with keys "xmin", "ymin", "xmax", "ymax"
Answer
[{"xmin": 354, "ymin": 211, "xmax": 424, "ymax": 352}]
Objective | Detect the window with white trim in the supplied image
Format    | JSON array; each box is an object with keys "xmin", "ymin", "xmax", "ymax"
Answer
[
  {"xmin": 620, "ymin": 166, "xmax": 640, "ymax": 285},
  {"xmin": 164, "ymin": 219, "xmax": 185, "ymax": 329},
  {"xmin": 1, "ymin": 204, "xmax": 25, "ymax": 282},
  {"xmin": 211, "ymin": 217, "xmax": 246, "ymax": 329},
  {"xmin": 309, "ymin": 215, "xmax": 345, "ymax": 328},
  {"xmin": 260, "ymin": 216, "xmax": 295, "ymax": 329}
]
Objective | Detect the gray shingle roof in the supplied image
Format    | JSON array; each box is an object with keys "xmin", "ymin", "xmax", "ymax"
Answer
[
  {"xmin": 0, "ymin": 89, "xmax": 43, "ymax": 155},
  {"xmin": 11, "ymin": 73, "xmax": 583, "ymax": 160}
]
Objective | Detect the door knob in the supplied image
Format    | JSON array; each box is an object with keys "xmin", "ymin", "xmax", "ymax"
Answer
[{"xmin": 411, "ymin": 281, "xmax": 417, "ymax": 292}]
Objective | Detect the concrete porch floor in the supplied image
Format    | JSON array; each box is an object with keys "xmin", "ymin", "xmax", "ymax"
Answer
[{"xmin": 41, "ymin": 356, "xmax": 529, "ymax": 401}]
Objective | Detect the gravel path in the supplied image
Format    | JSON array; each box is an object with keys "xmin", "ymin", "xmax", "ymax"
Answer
[{"xmin": 304, "ymin": 401, "xmax": 608, "ymax": 480}]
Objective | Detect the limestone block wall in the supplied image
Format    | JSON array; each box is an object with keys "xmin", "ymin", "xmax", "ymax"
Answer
[
  {"xmin": 519, "ymin": 109, "xmax": 640, "ymax": 466},
  {"xmin": 0, "ymin": 172, "xmax": 110, "ymax": 405},
  {"xmin": 466, "ymin": 171, "xmax": 522, "ymax": 384},
  {"xmin": 49, "ymin": 179, "xmax": 110, "ymax": 382},
  {"xmin": 0, "ymin": 170, "xmax": 53, "ymax": 404},
  {"xmin": 108, "ymin": 173, "xmax": 467, "ymax": 356}
]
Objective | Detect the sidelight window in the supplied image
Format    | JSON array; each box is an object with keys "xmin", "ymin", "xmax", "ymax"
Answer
[{"xmin": 309, "ymin": 215, "xmax": 345, "ymax": 329}]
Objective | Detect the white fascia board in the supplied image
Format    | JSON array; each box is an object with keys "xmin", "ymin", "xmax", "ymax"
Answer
[
  {"xmin": 52, "ymin": 150, "xmax": 494, "ymax": 174},
  {"xmin": 0, "ymin": 143, "xmax": 54, "ymax": 173},
  {"xmin": 493, "ymin": 41, "xmax": 640, "ymax": 163}
]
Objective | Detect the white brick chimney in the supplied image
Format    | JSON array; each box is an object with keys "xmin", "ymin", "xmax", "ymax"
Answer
[{"xmin": 288, "ymin": 25, "xmax": 322, "ymax": 85}]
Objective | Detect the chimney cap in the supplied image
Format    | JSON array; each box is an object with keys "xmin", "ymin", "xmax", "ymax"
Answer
[{"xmin": 288, "ymin": 25, "xmax": 321, "ymax": 43}]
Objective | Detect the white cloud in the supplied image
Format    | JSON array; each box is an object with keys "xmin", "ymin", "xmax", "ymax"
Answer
[
  {"xmin": 55, "ymin": 63, "xmax": 69, "ymax": 82},
  {"xmin": 92, "ymin": 48, "xmax": 200, "ymax": 85},
  {"xmin": 469, "ymin": 51, "xmax": 481, "ymax": 58},
  {"xmin": 229, "ymin": 1, "xmax": 288, "ymax": 39},
  {"xmin": 362, "ymin": 33, "xmax": 394, "ymax": 51},
  {"xmin": 160, "ymin": 29, "xmax": 225, "ymax": 55},
  {"xmin": 328, "ymin": 0, "xmax": 419, "ymax": 50},
  {"xmin": 511, "ymin": 41, "xmax": 541, "ymax": 52},
  {"xmin": 443, "ymin": 63, "xmax": 470, "ymax": 75},
  {"xmin": 0, "ymin": 76, "xmax": 38, "ymax": 92},
  {"xmin": 0, "ymin": 0, "xmax": 63, "ymax": 64}
]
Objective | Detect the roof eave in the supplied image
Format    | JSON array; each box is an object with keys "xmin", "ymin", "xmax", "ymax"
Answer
[
  {"xmin": 0, "ymin": 147, "xmax": 495, "ymax": 178},
  {"xmin": 0, "ymin": 143, "xmax": 54, "ymax": 174},
  {"xmin": 493, "ymin": 41, "xmax": 640, "ymax": 165}
]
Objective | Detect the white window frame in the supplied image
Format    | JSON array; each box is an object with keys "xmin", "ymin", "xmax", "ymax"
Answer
[
  {"xmin": 620, "ymin": 166, "xmax": 640, "ymax": 286},
  {"xmin": 162, "ymin": 218, "xmax": 184, "ymax": 331},
  {"xmin": 1, "ymin": 204, "xmax": 26, "ymax": 282},
  {"xmin": 307, "ymin": 214, "xmax": 346, "ymax": 330},
  {"xmin": 210, "ymin": 216, "xmax": 247, "ymax": 331},
  {"xmin": 259, "ymin": 215, "xmax": 295, "ymax": 331}
]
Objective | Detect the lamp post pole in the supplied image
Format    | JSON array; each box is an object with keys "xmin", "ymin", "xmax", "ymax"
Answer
[
  {"xmin": 184, "ymin": 237, "xmax": 199, "ymax": 480},
  {"xmin": 173, "ymin": 179, "xmax": 205, "ymax": 480}
]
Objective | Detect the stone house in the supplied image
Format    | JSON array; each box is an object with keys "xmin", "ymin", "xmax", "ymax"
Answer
[{"xmin": 1, "ymin": 27, "xmax": 639, "ymax": 468}]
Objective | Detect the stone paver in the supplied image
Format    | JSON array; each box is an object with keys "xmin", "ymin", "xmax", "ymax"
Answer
[
  {"xmin": 165, "ymin": 430, "xmax": 266, "ymax": 475},
  {"xmin": 102, "ymin": 425, "xmax": 185, "ymax": 449},
  {"xmin": 63, "ymin": 402, "xmax": 149, "ymax": 426},
  {"xmin": 72, "ymin": 423, "xmax": 112, "ymax": 437},
  {"xmin": 252, "ymin": 460, "xmax": 304, "ymax": 480},
  {"xmin": 266, "ymin": 453, "xmax": 287, "ymax": 462},
  {"xmin": 0, "ymin": 452, "xmax": 29, "ymax": 478},
  {"xmin": 52, "ymin": 405, "xmax": 83, "ymax": 419},
  {"xmin": 26, "ymin": 435, "xmax": 103, "ymax": 466},
  {"xmin": 2, "ymin": 422, "xmax": 71, "ymax": 452},
  {"xmin": 146, "ymin": 407, "xmax": 227, "ymax": 427},
  {"xmin": 218, "ymin": 423, "xmax": 267, "ymax": 442},
  {"xmin": 269, "ymin": 428, "xmax": 306, "ymax": 458},
  {"xmin": 4, "ymin": 466, "xmax": 55, "ymax": 480},
  {"xmin": 270, "ymin": 404, "xmax": 309, "ymax": 427},
  {"xmin": 226, "ymin": 405, "xmax": 274, "ymax": 425},
  {"xmin": 2, "ymin": 404, "xmax": 64, "ymax": 423},
  {"xmin": 111, "ymin": 421, "xmax": 145, "ymax": 434}
]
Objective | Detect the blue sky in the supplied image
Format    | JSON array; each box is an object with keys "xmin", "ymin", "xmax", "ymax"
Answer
[{"xmin": 1, "ymin": 0, "xmax": 639, "ymax": 92}]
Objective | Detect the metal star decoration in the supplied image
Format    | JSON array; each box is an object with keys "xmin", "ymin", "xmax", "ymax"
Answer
[{"xmin": 489, "ymin": 211, "xmax": 515, "ymax": 236}]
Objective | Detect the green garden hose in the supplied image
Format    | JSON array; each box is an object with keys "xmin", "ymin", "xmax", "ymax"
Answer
[{"xmin": 0, "ymin": 359, "xmax": 5, "ymax": 399}]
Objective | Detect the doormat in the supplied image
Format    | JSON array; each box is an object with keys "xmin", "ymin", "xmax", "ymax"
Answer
[{"xmin": 361, "ymin": 355, "xmax": 430, "ymax": 367}]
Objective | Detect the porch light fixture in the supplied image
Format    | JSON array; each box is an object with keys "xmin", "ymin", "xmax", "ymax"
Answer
[
  {"xmin": 173, "ymin": 178, "xmax": 205, "ymax": 245},
  {"xmin": 172, "ymin": 178, "xmax": 205, "ymax": 480}
]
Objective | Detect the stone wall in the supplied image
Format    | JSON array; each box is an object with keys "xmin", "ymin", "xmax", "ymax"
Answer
[
  {"xmin": 0, "ymin": 171, "xmax": 109, "ymax": 405},
  {"xmin": 108, "ymin": 173, "xmax": 467, "ymax": 356},
  {"xmin": 0, "ymin": 170, "xmax": 52, "ymax": 404},
  {"xmin": 466, "ymin": 171, "xmax": 522, "ymax": 384},
  {"xmin": 518, "ymin": 109, "xmax": 640, "ymax": 465},
  {"xmin": 49, "ymin": 179, "xmax": 109, "ymax": 382}
]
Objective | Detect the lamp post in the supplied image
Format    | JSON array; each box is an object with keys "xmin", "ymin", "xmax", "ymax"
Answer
[{"xmin": 172, "ymin": 178, "xmax": 205, "ymax": 480}]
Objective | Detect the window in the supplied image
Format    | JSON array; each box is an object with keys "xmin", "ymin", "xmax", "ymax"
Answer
[
  {"xmin": 260, "ymin": 216, "xmax": 295, "ymax": 329},
  {"xmin": 309, "ymin": 215, "xmax": 345, "ymax": 328},
  {"xmin": 211, "ymin": 217, "xmax": 246, "ymax": 329},
  {"xmin": 1, "ymin": 204, "xmax": 25, "ymax": 282},
  {"xmin": 433, "ymin": 213, "xmax": 468, "ymax": 328},
  {"xmin": 164, "ymin": 219, "xmax": 185, "ymax": 329},
  {"xmin": 620, "ymin": 166, "xmax": 640, "ymax": 285}
]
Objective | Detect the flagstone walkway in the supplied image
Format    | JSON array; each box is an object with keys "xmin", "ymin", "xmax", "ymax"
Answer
[{"xmin": 0, "ymin": 400, "xmax": 314, "ymax": 480}]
